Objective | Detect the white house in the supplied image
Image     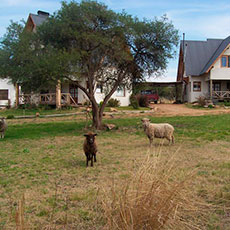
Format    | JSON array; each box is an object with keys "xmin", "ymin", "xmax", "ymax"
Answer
[
  {"xmin": 177, "ymin": 36, "xmax": 230, "ymax": 103},
  {"xmin": 0, "ymin": 78, "xmax": 17, "ymax": 107},
  {"xmin": 18, "ymin": 10, "xmax": 132, "ymax": 108}
]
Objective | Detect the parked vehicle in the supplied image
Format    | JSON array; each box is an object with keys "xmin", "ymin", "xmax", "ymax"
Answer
[{"xmin": 141, "ymin": 90, "xmax": 159, "ymax": 104}]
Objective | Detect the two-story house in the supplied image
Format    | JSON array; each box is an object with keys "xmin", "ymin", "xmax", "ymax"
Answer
[
  {"xmin": 177, "ymin": 36, "xmax": 230, "ymax": 103},
  {"xmin": 19, "ymin": 10, "xmax": 132, "ymax": 108}
]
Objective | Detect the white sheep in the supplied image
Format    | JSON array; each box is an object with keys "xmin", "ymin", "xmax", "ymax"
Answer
[
  {"xmin": 0, "ymin": 118, "xmax": 7, "ymax": 139},
  {"xmin": 141, "ymin": 118, "xmax": 174, "ymax": 147}
]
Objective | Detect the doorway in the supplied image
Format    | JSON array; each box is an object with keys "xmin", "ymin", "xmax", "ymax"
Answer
[{"xmin": 69, "ymin": 84, "xmax": 78, "ymax": 104}]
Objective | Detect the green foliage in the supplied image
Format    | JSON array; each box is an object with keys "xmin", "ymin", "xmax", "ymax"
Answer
[
  {"xmin": 0, "ymin": 0, "xmax": 179, "ymax": 128},
  {"xmin": 224, "ymin": 100, "xmax": 230, "ymax": 106},
  {"xmin": 129, "ymin": 94, "xmax": 139, "ymax": 109},
  {"xmin": 106, "ymin": 98, "xmax": 120, "ymax": 107},
  {"xmin": 155, "ymin": 87, "xmax": 175, "ymax": 100},
  {"xmin": 6, "ymin": 114, "xmax": 14, "ymax": 119},
  {"xmin": 208, "ymin": 104, "xmax": 214, "ymax": 109}
]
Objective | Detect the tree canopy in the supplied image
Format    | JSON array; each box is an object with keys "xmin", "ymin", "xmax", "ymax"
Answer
[{"xmin": 0, "ymin": 0, "xmax": 179, "ymax": 128}]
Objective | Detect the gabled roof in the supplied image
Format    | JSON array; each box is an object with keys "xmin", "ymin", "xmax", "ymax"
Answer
[
  {"xmin": 200, "ymin": 36, "xmax": 230, "ymax": 74},
  {"xmin": 26, "ymin": 10, "xmax": 49, "ymax": 31},
  {"xmin": 29, "ymin": 13, "xmax": 48, "ymax": 27},
  {"xmin": 182, "ymin": 38, "xmax": 223, "ymax": 76}
]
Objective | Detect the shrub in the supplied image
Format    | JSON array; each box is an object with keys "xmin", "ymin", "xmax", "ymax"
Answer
[
  {"xmin": 224, "ymin": 100, "xmax": 230, "ymax": 106},
  {"xmin": 131, "ymin": 100, "xmax": 139, "ymax": 109},
  {"xmin": 106, "ymin": 98, "xmax": 120, "ymax": 107},
  {"xmin": 208, "ymin": 104, "xmax": 214, "ymax": 109},
  {"xmin": 138, "ymin": 95, "xmax": 149, "ymax": 107},
  {"xmin": 6, "ymin": 114, "xmax": 15, "ymax": 119},
  {"xmin": 129, "ymin": 94, "xmax": 139, "ymax": 109},
  {"xmin": 197, "ymin": 96, "xmax": 206, "ymax": 107}
]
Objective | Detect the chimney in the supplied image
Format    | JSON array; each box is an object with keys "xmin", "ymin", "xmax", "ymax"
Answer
[{"xmin": 37, "ymin": 10, "xmax": 49, "ymax": 17}]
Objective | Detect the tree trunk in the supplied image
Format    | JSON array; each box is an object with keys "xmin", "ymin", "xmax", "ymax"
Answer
[{"xmin": 92, "ymin": 102, "xmax": 103, "ymax": 129}]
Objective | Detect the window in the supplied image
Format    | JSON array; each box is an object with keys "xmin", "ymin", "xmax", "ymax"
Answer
[
  {"xmin": 0, "ymin": 90, "xmax": 8, "ymax": 100},
  {"xmin": 116, "ymin": 86, "xmax": 125, "ymax": 97},
  {"xmin": 213, "ymin": 82, "xmax": 221, "ymax": 91},
  {"xmin": 193, "ymin": 81, "xmax": 201, "ymax": 92},
  {"xmin": 227, "ymin": 82, "xmax": 230, "ymax": 90},
  {"xmin": 221, "ymin": 55, "xmax": 230, "ymax": 67},
  {"xmin": 96, "ymin": 83, "xmax": 103, "ymax": 93}
]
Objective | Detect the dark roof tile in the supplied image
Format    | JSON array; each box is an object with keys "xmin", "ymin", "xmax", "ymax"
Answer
[{"xmin": 182, "ymin": 38, "xmax": 223, "ymax": 76}]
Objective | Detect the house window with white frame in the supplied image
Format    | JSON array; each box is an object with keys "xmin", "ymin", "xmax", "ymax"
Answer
[
  {"xmin": 116, "ymin": 86, "xmax": 125, "ymax": 97},
  {"xmin": 193, "ymin": 81, "xmax": 201, "ymax": 92},
  {"xmin": 221, "ymin": 56, "xmax": 230, "ymax": 67},
  {"xmin": 96, "ymin": 83, "xmax": 103, "ymax": 93},
  {"xmin": 0, "ymin": 89, "xmax": 8, "ymax": 100}
]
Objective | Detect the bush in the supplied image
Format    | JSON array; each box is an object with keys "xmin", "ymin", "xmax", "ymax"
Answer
[
  {"xmin": 138, "ymin": 95, "xmax": 149, "ymax": 107},
  {"xmin": 224, "ymin": 100, "xmax": 230, "ymax": 106},
  {"xmin": 6, "ymin": 114, "xmax": 15, "ymax": 119},
  {"xmin": 208, "ymin": 104, "xmax": 214, "ymax": 109},
  {"xmin": 131, "ymin": 100, "xmax": 139, "ymax": 109},
  {"xmin": 129, "ymin": 94, "xmax": 139, "ymax": 109},
  {"xmin": 106, "ymin": 98, "xmax": 120, "ymax": 107},
  {"xmin": 197, "ymin": 96, "xmax": 206, "ymax": 107}
]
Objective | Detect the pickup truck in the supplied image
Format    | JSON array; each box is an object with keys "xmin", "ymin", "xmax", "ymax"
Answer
[{"xmin": 140, "ymin": 90, "xmax": 159, "ymax": 104}]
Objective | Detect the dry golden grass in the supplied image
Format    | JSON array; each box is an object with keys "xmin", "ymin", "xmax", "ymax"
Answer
[
  {"xmin": 101, "ymin": 150, "xmax": 209, "ymax": 230},
  {"xmin": 1, "ymin": 117, "xmax": 230, "ymax": 229}
]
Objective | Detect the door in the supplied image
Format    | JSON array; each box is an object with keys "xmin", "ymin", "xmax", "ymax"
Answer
[{"xmin": 69, "ymin": 84, "xmax": 78, "ymax": 104}]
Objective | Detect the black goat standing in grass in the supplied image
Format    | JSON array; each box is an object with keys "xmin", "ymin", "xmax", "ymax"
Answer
[{"xmin": 83, "ymin": 132, "xmax": 97, "ymax": 167}]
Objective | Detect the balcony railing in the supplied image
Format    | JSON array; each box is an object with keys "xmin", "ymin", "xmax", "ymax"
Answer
[
  {"xmin": 212, "ymin": 91, "xmax": 230, "ymax": 99},
  {"xmin": 19, "ymin": 93, "xmax": 77, "ymax": 106}
]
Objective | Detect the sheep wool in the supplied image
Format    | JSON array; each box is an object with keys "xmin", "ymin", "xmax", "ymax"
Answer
[{"xmin": 141, "ymin": 118, "xmax": 174, "ymax": 146}]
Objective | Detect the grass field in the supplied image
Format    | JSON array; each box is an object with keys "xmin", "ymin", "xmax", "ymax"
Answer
[{"xmin": 0, "ymin": 114, "xmax": 230, "ymax": 229}]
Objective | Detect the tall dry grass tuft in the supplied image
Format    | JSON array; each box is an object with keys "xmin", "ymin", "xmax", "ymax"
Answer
[
  {"xmin": 15, "ymin": 194, "xmax": 26, "ymax": 230},
  {"xmin": 102, "ymin": 150, "xmax": 209, "ymax": 230}
]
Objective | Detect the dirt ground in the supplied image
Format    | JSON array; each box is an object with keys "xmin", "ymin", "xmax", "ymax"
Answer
[{"xmin": 151, "ymin": 104, "xmax": 230, "ymax": 116}]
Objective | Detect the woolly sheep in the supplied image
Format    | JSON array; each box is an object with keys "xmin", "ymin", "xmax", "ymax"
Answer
[
  {"xmin": 83, "ymin": 132, "xmax": 98, "ymax": 167},
  {"xmin": 141, "ymin": 118, "xmax": 174, "ymax": 147},
  {"xmin": 0, "ymin": 118, "xmax": 7, "ymax": 139}
]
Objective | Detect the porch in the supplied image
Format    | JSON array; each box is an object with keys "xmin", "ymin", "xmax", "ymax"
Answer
[
  {"xmin": 16, "ymin": 81, "xmax": 80, "ymax": 108},
  {"xmin": 19, "ymin": 93, "xmax": 78, "ymax": 107},
  {"xmin": 209, "ymin": 80, "xmax": 230, "ymax": 100}
]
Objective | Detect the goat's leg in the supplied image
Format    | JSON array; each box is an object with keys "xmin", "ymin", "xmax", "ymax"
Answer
[
  {"xmin": 91, "ymin": 157, "xmax": 93, "ymax": 167},
  {"xmin": 94, "ymin": 153, "xmax": 96, "ymax": 162}
]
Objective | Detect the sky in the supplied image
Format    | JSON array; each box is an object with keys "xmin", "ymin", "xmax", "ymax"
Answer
[{"xmin": 1, "ymin": 0, "xmax": 230, "ymax": 82}]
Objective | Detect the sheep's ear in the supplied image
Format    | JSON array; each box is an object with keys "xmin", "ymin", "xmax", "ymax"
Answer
[{"xmin": 94, "ymin": 133, "xmax": 97, "ymax": 136}]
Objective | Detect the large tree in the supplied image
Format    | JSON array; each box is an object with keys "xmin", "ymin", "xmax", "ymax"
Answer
[{"xmin": 0, "ymin": 0, "xmax": 179, "ymax": 129}]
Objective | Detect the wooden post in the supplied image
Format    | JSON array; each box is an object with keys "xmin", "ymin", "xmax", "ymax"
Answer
[
  {"xmin": 56, "ymin": 80, "xmax": 61, "ymax": 109},
  {"xmin": 67, "ymin": 94, "xmax": 70, "ymax": 105},
  {"xmin": 210, "ymin": 79, "xmax": 213, "ymax": 100},
  {"xmin": 15, "ymin": 83, "xmax": 19, "ymax": 108}
]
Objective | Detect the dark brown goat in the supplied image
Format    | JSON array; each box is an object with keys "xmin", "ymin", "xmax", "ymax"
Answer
[{"xmin": 83, "ymin": 132, "xmax": 97, "ymax": 167}]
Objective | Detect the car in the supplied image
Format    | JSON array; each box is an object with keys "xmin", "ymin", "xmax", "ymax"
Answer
[{"xmin": 141, "ymin": 90, "xmax": 159, "ymax": 104}]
